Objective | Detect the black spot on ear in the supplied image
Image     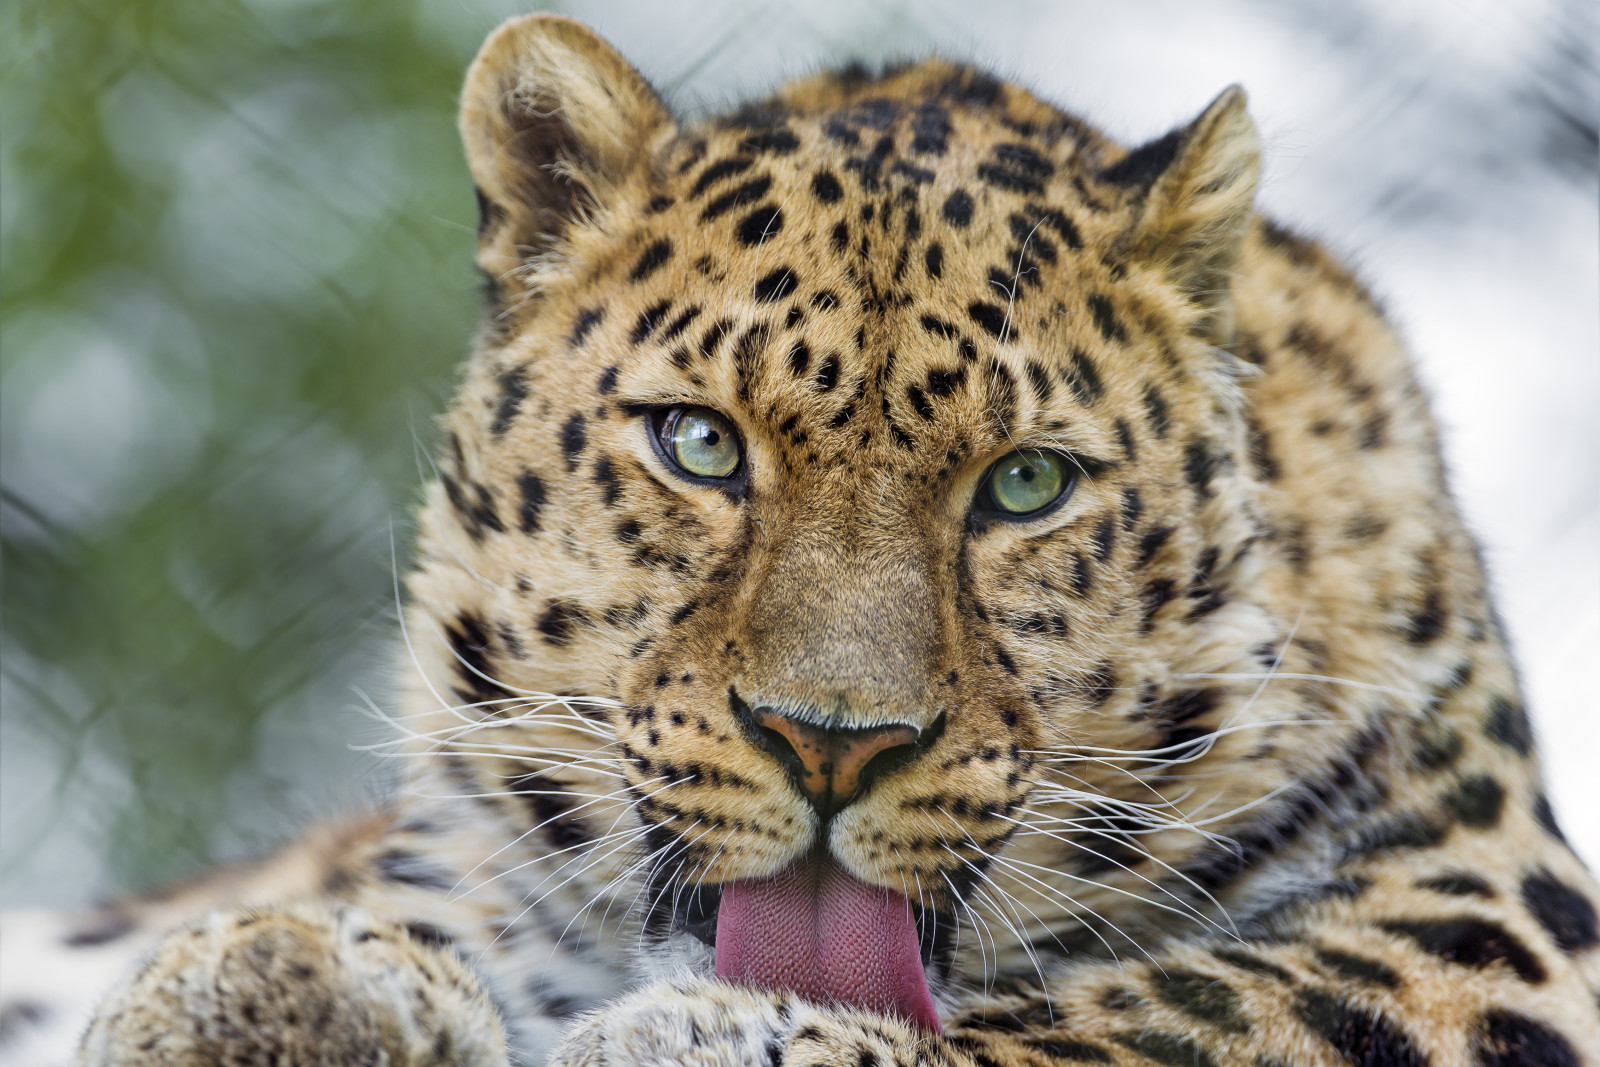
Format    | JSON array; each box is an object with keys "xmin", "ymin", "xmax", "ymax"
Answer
[
  {"xmin": 812, "ymin": 170, "xmax": 843, "ymax": 203},
  {"xmin": 1100, "ymin": 128, "xmax": 1183, "ymax": 187},
  {"xmin": 737, "ymin": 205, "xmax": 784, "ymax": 245},
  {"xmin": 1531, "ymin": 793, "xmax": 1568, "ymax": 844},
  {"xmin": 942, "ymin": 189, "xmax": 974, "ymax": 227},
  {"xmin": 968, "ymin": 301, "xmax": 1009, "ymax": 339},
  {"xmin": 754, "ymin": 267, "xmax": 798, "ymax": 304},
  {"xmin": 516, "ymin": 471, "xmax": 546, "ymax": 533},
  {"xmin": 1520, "ymin": 869, "xmax": 1598, "ymax": 954},
  {"xmin": 560, "ymin": 414, "xmax": 587, "ymax": 472},
  {"xmin": 630, "ymin": 239, "xmax": 673, "ymax": 282},
  {"xmin": 570, "ymin": 308, "xmax": 605, "ymax": 346},
  {"xmin": 1380, "ymin": 917, "xmax": 1546, "ymax": 983},
  {"xmin": 1405, "ymin": 586, "xmax": 1449, "ymax": 644},
  {"xmin": 1295, "ymin": 990, "xmax": 1426, "ymax": 1067},
  {"xmin": 1443, "ymin": 774, "xmax": 1504, "ymax": 829},
  {"xmin": 1484, "ymin": 698, "xmax": 1532, "ymax": 756},
  {"xmin": 1474, "ymin": 1010, "xmax": 1581, "ymax": 1067}
]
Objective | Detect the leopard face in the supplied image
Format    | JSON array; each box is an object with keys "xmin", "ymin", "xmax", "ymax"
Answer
[{"xmin": 407, "ymin": 15, "xmax": 1316, "ymax": 987}]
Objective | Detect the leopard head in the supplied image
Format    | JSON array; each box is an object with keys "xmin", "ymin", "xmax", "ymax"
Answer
[{"xmin": 409, "ymin": 13, "xmax": 1285, "ymax": 995}]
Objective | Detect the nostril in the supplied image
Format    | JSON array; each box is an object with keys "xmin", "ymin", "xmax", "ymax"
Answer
[
  {"xmin": 753, "ymin": 722, "xmax": 804, "ymax": 774},
  {"xmin": 854, "ymin": 735, "xmax": 920, "ymax": 792}
]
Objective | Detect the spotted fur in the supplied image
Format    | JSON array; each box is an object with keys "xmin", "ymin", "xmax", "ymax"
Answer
[{"xmin": 48, "ymin": 14, "xmax": 1600, "ymax": 1067}]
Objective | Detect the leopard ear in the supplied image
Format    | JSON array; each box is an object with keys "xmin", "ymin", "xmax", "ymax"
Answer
[
  {"xmin": 460, "ymin": 15, "xmax": 676, "ymax": 294},
  {"xmin": 1104, "ymin": 86, "xmax": 1260, "ymax": 342}
]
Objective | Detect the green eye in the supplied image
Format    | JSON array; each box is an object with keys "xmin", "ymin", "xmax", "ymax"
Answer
[
  {"xmin": 982, "ymin": 449, "xmax": 1074, "ymax": 517},
  {"xmin": 666, "ymin": 406, "xmax": 742, "ymax": 479}
]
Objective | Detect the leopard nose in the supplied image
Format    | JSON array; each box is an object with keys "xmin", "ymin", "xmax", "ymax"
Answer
[{"xmin": 750, "ymin": 706, "xmax": 921, "ymax": 816}]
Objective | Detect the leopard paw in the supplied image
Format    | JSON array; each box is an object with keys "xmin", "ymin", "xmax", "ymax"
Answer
[
  {"xmin": 548, "ymin": 979, "xmax": 937, "ymax": 1067},
  {"xmin": 76, "ymin": 903, "xmax": 507, "ymax": 1067}
]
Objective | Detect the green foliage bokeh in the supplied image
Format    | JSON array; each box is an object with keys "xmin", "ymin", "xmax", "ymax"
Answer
[{"xmin": 0, "ymin": 0, "xmax": 523, "ymax": 898}]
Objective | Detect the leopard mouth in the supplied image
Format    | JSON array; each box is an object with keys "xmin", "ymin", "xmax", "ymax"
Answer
[{"xmin": 667, "ymin": 850, "xmax": 952, "ymax": 1032}]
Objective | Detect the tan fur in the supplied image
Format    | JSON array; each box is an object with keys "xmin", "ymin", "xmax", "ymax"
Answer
[{"xmin": 72, "ymin": 14, "xmax": 1600, "ymax": 1067}]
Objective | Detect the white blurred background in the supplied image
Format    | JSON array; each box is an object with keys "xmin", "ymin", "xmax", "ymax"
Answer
[{"xmin": 2, "ymin": 0, "xmax": 1594, "ymax": 904}]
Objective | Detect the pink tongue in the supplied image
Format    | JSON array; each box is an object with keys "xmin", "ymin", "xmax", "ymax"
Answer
[{"xmin": 715, "ymin": 853, "xmax": 940, "ymax": 1032}]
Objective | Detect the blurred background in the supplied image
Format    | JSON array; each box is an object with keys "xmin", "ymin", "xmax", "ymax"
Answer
[{"xmin": 2, "ymin": 0, "xmax": 1595, "ymax": 906}]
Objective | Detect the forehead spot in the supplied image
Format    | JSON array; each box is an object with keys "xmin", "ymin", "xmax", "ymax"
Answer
[
  {"xmin": 630, "ymin": 239, "xmax": 673, "ymax": 283},
  {"xmin": 811, "ymin": 171, "xmax": 844, "ymax": 203},
  {"xmin": 737, "ymin": 205, "xmax": 785, "ymax": 246},
  {"xmin": 702, "ymin": 175, "xmax": 773, "ymax": 220},
  {"xmin": 754, "ymin": 267, "xmax": 799, "ymax": 304},
  {"xmin": 942, "ymin": 189, "xmax": 974, "ymax": 227},
  {"xmin": 690, "ymin": 156, "xmax": 753, "ymax": 198}
]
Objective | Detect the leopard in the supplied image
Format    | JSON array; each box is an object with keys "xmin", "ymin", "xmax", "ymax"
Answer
[{"xmin": 14, "ymin": 12, "xmax": 1600, "ymax": 1066}]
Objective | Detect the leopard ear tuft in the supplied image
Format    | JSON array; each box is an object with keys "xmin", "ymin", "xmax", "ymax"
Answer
[
  {"xmin": 460, "ymin": 15, "xmax": 675, "ymax": 299},
  {"xmin": 1106, "ymin": 86, "xmax": 1260, "ymax": 342}
]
